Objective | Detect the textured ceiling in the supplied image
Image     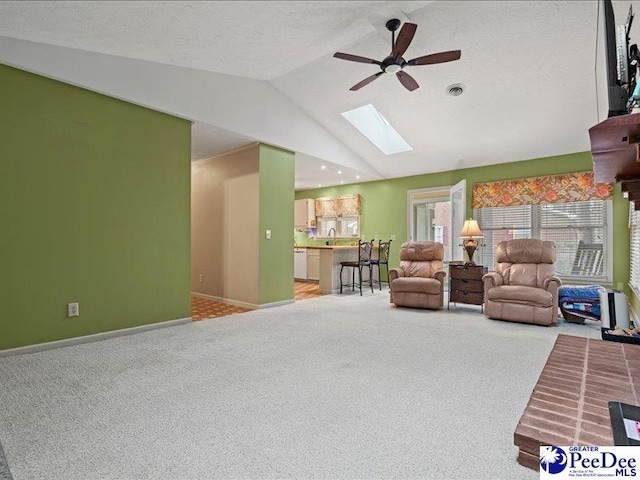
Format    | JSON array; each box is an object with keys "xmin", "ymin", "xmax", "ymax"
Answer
[
  {"xmin": 0, "ymin": 1, "xmax": 427, "ymax": 80},
  {"xmin": 0, "ymin": 1, "xmax": 631, "ymax": 189}
]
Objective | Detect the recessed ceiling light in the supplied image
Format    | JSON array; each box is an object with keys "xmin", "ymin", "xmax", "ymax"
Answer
[
  {"xmin": 340, "ymin": 181, "xmax": 344, "ymax": 184},
  {"xmin": 446, "ymin": 83, "xmax": 465, "ymax": 96},
  {"xmin": 318, "ymin": 184, "xmax": 322, "ymax": 187},
  {"xmin": 337, "ymin": 170, "xmax": 342, "ymax": 175},
  {"xmin": 321, "ymin": 165, "xmax": 326, "ymax": 170},
  {"xmin": 356, "ymin": 175, "xmax": 360, "ymax": 179}
]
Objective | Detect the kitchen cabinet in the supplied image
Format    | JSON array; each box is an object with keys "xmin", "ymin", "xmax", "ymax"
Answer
[
  {"xmin": 294, "ymin": 248, "xmax": 307, "ymax": 279},
  {"xmin": 307, "ymin": 249, "xmax": 320, "ymax": 280},
  {"xmin": 293, "ymin": 245, "xmax": 371, "ymax": 293},
  {"xmin": 295, "ymin": 199, "xmax": 316, "ymax": 230}
]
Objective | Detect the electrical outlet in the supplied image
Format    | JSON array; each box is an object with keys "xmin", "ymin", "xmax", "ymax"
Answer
[
  {"xmin": 67, "ymin": 302, "xmax": 79, "ymax": 317},
  {"xmin": 265, "ymin": 229, "xmax": 271, "ymax": 240},
  {"xmin": 374, "ymin": 234, "xmax": 380, "ymax": 241},
  {"xmin": 391, "ymin": 235, "xmax": 396, "ymax": 241},
  {"xmin": 199, "ymin": 274, "xmax": 204, "ymax": 283}
]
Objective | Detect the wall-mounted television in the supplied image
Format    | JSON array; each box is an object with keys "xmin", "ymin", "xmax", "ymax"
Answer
[{"xmin": 603, "ymin": 0, "xmax": 637, "ymax": 117}]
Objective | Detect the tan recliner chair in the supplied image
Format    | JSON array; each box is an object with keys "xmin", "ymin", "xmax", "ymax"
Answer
[
  {"xmin": 389, "ymin": 242, "xmax": 446, "ymax": 309},
  {"xmin": 483, "ymin": 239, "xmax": 561, "ymax": 326}
]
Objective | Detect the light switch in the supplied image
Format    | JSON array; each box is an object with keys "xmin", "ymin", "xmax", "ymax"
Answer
[{"xmin": 265, "ymin": 229, "xmax": 272, "ymax": 240}]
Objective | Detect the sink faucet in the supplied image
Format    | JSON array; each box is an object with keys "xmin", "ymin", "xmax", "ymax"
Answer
[{"xmin": 327, "ymin": 227, "xmax": 336, "ymax": 245}]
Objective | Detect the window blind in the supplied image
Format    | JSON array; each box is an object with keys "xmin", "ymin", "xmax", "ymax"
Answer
[
  {"xmin": 631, "ymin": 207, "xmax": 640, "ymax": 292},
  {"xmin": 475, "ymin": 205, "xmax": 532, "ymax": 267},
  {"xmin": 475, "ymin": 199, "xmax": 611, "ymax": 282}
]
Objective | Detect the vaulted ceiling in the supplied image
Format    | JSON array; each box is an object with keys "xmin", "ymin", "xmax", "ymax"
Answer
[{"xmin": 0, "ymin": 1, "xmax": 628, "ymax": 189}]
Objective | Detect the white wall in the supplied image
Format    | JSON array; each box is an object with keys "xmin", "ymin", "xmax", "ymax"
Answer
[{"xmin": 191, "ymin": 145, "xmax": 260, "ymax": 307}]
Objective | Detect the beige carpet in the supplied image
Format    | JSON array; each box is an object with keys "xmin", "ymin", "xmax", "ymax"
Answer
[{"xmin": 0, "ymin": 292, "xmax": 601, "ymax": 479}]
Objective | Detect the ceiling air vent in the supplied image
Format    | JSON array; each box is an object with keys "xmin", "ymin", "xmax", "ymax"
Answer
[{"xmin": 447, "ymin": 83, "xmax": 465, "ymax": 96}]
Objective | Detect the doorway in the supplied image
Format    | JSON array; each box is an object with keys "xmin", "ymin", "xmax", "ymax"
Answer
[{"xmin": 407, "ymin": 180, "xmax": 466, "ymax": 263}]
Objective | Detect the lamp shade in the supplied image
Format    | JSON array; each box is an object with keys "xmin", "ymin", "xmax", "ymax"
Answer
[{"xmin": 458, "ymin": 219, "xmax": 484, "ymax": 238}]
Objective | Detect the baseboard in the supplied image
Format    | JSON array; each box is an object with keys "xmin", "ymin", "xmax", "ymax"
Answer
[
  {"xmin": 191, "ymin": 292, "xmax": 294, "ymax": 310},
  {"xmin": 0, "ymin": 317, "xmax": 192, "ymax": 357},
  {"xmin": 258, "ymin": 299, "xmax": 295, "ymax": 309}
]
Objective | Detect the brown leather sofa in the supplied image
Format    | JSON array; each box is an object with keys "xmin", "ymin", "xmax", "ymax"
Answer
[
  {"xmin": 389, "ymin": 241, "xmax": 446, "ymax": 309},
  {"xmin": 483, "ymin": 239, "xmax": 561, "ymax": 326}
]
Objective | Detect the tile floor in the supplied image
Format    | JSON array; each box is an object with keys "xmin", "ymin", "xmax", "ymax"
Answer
[
  {"xmin": 293, "ymin": 281, "xmax": 324, "ymax": 301},
  {"xmin": 191, "ymin": 281, "xmax": 324, "ymax": 321}
]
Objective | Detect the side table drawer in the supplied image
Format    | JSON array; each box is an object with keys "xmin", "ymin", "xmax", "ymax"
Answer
[
  {"xmin": 450, "ymin": 265, "xmax": 485, "ymax": 280},
  {"xmin": 450, "ymin": 290, "xmax": 484, "ymax": 305},
  {"xmin": 450, "ymin": 278, "xmax": 483, "ymax": 293}
]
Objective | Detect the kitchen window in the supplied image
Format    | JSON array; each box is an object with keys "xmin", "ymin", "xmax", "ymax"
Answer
[{"xmin": 317, "ymin": 215, "xmax": 360, "ymax": 238}]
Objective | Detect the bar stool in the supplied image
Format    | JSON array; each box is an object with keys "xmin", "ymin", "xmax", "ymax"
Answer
[
  {"xmin": 340, "ymin": 240, "xmax": 373, "ymax": 295},
  {"xmin": 370, "ymin": 239, "xmax": 392, "ymax": 290}
]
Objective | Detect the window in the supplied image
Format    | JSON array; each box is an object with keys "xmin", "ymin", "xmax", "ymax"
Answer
[
  {"xmin": 475, "ymin": 199, "xmax": 612, "ymax": 283},
  {"xmin": 316, "ymin": 216, "xmax": 360, "ymax": 238},
  {"xmin": 631, "ymin": 207, "xmax": 640, "ymax": 293}
]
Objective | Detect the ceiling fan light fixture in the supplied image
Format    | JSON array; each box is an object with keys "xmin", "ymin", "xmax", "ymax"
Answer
[
  {"xmin": 334, "ymin": 20, "xmax": 461, "ymax": 92},
  {"xmin": 447, "ymin": 83, "xmax": 465, "ymax": 96}
]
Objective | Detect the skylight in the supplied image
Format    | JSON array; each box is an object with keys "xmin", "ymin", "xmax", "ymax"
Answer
[{"xmin": 341, "ymin": 104, "xmax": 413, "ymax": 155}]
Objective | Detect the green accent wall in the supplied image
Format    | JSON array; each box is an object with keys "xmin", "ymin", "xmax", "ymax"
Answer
[
  {"xmin": 258, "ymin": 144, "xmax": 295, "ymax": 304},
  {"xmin": 296, "ymin": 152, "xmax": 630, "ymax": 296},
  {"xmin": 0, "ymin": 64, "xmax": 192, "ymax": 350}
]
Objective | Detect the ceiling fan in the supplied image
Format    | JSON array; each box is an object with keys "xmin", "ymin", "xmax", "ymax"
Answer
[{"xmin": 333, "ymin": 19, "xmax": 461, "ymax": 92}]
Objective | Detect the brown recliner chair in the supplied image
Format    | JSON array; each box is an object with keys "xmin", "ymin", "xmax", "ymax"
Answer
[
  {"xmin": 389, "ymin": 241, "xmax": 446, "ymax": 309},
  {"xmin": 483, "ymin": 239, "xmax": 561, "ymax": 326}
]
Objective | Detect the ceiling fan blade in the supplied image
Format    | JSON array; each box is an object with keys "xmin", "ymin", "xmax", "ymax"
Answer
[
  {"xmin": 392, "ymin": 22, "xmax": 417, "ymax": 58},
  {"xmin": 334, "ymin": 52, "xmax": 382, "ymax": 65},
  {"xmin": 407, "ymin": 50, "xmax": 461, "ymax": 66},
  {"xmin": 350, "ymin": 72, "xmax": 384, "ymax": 91},
  {"xmin": 396, "ymin": 71, "xmax": 419, "ymax": 91}
]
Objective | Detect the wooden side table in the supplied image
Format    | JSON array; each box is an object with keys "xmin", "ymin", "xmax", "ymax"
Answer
[{"xmin": 448, "ymin": 264, "xmax": 488, "ymax": 311}]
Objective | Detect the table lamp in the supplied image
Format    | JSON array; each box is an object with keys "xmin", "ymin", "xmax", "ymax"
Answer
[{"xmin": 458, "ymin": 219, "xmax": 484, "ymax": 265}]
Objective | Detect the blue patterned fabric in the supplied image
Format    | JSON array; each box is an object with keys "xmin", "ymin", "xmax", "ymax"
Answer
[{"xmin": 558, "ymin": 285, "xmax": 602, "ymax": 319}]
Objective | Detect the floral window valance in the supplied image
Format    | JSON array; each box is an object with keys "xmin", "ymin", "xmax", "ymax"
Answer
[
  {"xmin": 315, "ymin": 194, "xmax": 361, "ymax": 217},
  {"xmin": 471, "ymin": 171, "xmax": 613, "ymax": 209}
]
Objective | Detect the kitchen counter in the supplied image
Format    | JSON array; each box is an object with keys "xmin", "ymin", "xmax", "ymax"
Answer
[{"xmin": 294, "ymin": 245, "xmax": 374, "ymax": 293}]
